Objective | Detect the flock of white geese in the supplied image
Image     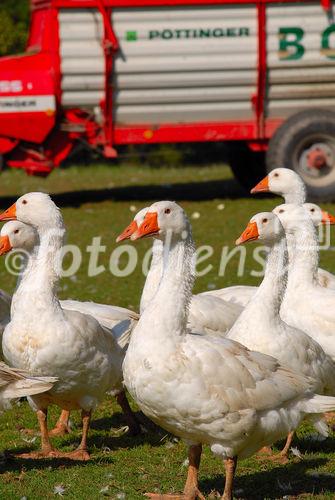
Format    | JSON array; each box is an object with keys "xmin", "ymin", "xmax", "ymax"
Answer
[{"xmin": 0, "ymin": 167, "xmax": 335, "ymax": 499}]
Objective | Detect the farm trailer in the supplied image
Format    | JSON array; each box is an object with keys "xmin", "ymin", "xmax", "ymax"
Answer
[{"xmin": 1, "ymin": 0, "xmax": 335, "ymax": 198}]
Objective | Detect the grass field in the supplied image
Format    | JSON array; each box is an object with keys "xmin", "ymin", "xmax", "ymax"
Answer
[{"xmin": 0, "ymin": 162, "xmax": 335, "ymax": 499}]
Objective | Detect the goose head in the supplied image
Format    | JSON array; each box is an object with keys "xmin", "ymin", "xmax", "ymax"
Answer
[
  {"xmin": 304, "ymin": 203, "xmax": 335, "ymax": 226},
  {"xmin": 0, "ymin": 192, "xmax": 62, "ymax": 230},
  {"xmin": 0, "ymin": 221, "xmax": 38, "ymax": 256},
  {"xmin": 132, "ymin": 201, "xmax": 189, "ymax": 242},
  {"xmin": 272, "ymin": 203, "xmax": 313, "ymax": 235},
  {"xmin": 236, "ymin": 212, "xmax": 283, "ymax": 246},
  {"xmin": 116, "ymin": 207, "xmax": 148, "ymax": 242},
  {"xmin": 251, "ymin": 168, "xmax": 305, "ymax": 201}
]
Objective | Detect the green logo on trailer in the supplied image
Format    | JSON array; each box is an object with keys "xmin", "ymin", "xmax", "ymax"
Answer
[
  {"xmin": 126, "ymin": 31, "xmax": 138, "ymax": 41},
  {"xmin": 279, "ymin": 24, "xmax": 335, "ymax": 60}
]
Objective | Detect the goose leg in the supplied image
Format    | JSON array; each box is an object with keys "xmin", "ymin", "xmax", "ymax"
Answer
[
  {"xmin": 64, "ymin": 409, "xmax": 91, "ymax": 461},
  {"xmin": 261, "ymin": 431, "xmax": 294, "ymax": 464},
  {"xmin": 17, "ymin": 408, "xmax": 64, "ymax": 459},
  {"xmin": 221, "ymin": 456, "xmax": 237, "ymax": 500},
  {"xmin": 145, "ymin": 444, "xmax": 205, "ymax": 499},
  {"xmin": 49, "ymin": 409, "xmax": 71, "ymax": 436},
  {"xmin": 183, "ymin": 444, "xmax": 205, "ymax": 499},
  {"xmin": 280, "ymin": 431, "xmax": 294, "ymax": 457},
  {"xmin": 116, "ymin": 390, "xmax": 141, "ymax": 436}
]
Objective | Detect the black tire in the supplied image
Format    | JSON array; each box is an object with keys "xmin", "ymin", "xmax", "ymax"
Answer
[
  {"xmin": 266, "ymin": 109, "xmax": 335, "ymax": 201},
  {"xmin": 228, "ymin": 142, "xmax": 266, "ymax": 191}
]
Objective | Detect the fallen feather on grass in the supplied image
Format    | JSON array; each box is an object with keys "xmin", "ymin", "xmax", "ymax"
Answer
[
  {"xmin": 102, "ymin": 446, "xmax": 111, "ymax": 453},
  {"xmin": 54, "ymin": 484, "xmax": 66, "ymax": 496},
  {"xmin": 277, "ymin": 479, "xmax": 292, "ymax": 492},
  {"xmin": 290, "ymin": 446, "xmax": 303, "ymax": 459},
  {"xmin": 100, "ymin": 485, "xmax": 109, "ymax": 495},
  {"xmin": 110, "ymin": 426, "xmax": 129, "ymax": 437},
  {"xmin": 165, "ymin": 441, "xmax": 174, "ymax": 449},
  {"xmin": 21, "ymin": 436, "xmax": 37, "ymax": 444}
]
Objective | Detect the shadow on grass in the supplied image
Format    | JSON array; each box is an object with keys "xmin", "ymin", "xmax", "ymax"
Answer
[
  {"xmin": 200, "ymin": 457, "xmax": 332, "ymax": 499},
  {"xmin": 0, "ymin": 425, "xmax": 166, "ymax": 473},
  {"xmin": 0, "ymin": 177, "xmax": 272, "ymax": 209}
]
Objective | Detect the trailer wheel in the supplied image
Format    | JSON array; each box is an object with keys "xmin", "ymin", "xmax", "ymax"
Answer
[
  {"xmin": 266, "ymin": 109, "xmax": 335, "ymax": 200},
  {"xmin": 228, "ymin": 142, "xmax": 266, "ymax": 191}
]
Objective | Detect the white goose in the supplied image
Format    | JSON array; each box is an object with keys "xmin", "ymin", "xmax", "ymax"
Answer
[
  {"xmin": 0, "ymin": 363, "xmax": 57, "ymax": 412},
  {"xmin": 0, "ymin": 193, "xmax": 130, "ymax": 460},
  {"xmin": 117, "ymin": 209, "xmax": 243, "ymax": 335},
  {"xmin": 274, "ymin": 203, "xmax": 335, "ymax": 361},
  {"xmin": 252, "ymin": 167, "xmax": 335, "ymax": 290},
  {"xmin": 227, "ymin": 211, "xmax": 335, "ymax": 457},
  {"xmin": 207, "ymin": 202, "xmax": 335, "ymax": 309},
  {"xmin": 0, "ymin": 220, "xmax": 141, "ymax": 437},
  {"xmin": 0, "ymin": 289, "xmax": 11, "ymax": 356},
  {"xmin": 123, "ymin": 200, "xmax": 335, "ymax": 500}
]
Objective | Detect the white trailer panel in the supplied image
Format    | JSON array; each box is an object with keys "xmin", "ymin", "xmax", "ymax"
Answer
[
  {"xmin": 266, "ymin": 3, "xmax": 335, "ymax": 119},
  {"xmin": 59, "ymin": 5, "xmax": 257, "ymax": 124}
]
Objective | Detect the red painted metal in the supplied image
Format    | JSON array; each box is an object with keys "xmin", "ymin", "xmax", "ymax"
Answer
[
  {"xmin": 96, "ymin": 1, "xmax": 119, "ymax": 157},
  {"xmin": 0, "ymin": 0, "xmax": 325, "ymax": 175},
  {"xmin": 114, "ymin": 121, "xmax": 258, "ymax": 144},
  {"xmin": 254, "ymin": 2, "xmax": 266, "ymax": 141},
  {"xmin": 321, "ymin": 0, "xmax": 332, "ymax": 12},
  {"xmin": 51, "ymin": 0, "xmax": 318, "ymax": 7}
]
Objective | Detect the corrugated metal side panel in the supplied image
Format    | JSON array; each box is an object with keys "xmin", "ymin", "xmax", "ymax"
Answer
[
  {"xmin": 59, "ymin": 9, "xmax": 105, "ymax": 109},
  {"xmin": 266, "ymin": 3, "xmax": 335, "ymax": 119},
  {"xmin": 112, "ymin": 5, "xmax": 257, "ymax": 124}
]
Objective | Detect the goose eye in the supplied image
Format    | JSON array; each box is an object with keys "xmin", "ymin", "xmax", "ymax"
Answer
[
  {"xmin": 262, "ymin": 218, "xmax": 268, "ymax": 224},
  {"xmin": 311, "ymin": 208, "xmax": 315, "ymax": 213},
  {"xmin": 274, "ymin": 173, "xmax": 279, "ymax": 178},
  {"xmin": 279, "ymin": 209, "xmax": 285, "ymax": 214},
  {"xmin": 22, "ymin": 200, "xmax": 27, "ymax": 205},
  {"xmin": 164, "ymin": 208, "xmax": 171, "ymax": 214},
  {"xmin": 14, "ymin": 229, "xmax": 19, "ymax": 234}
]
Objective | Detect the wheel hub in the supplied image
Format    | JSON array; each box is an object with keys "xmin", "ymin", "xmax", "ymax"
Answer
[{"xmin": 300, "ymin": 142, "xmax": 334, "ymax": 177}]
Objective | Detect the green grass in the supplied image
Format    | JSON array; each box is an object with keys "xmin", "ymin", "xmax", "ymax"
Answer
[{"xmin": 0, "ymin": 162, "xmax": 335, "ymax": 499}]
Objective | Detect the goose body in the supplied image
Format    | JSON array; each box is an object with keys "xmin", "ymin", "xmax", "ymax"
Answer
[
  {"xmin": 0, "ymin": 219, "xmax": 141, "ymax": 437},
  {"xmin": 274, "ymin": 203, "xmax": 335, "ymax": 362},
  {"xmin": 227, "ymin": 212, "xmax": 335, "ymax": 396},
  {"xmin": 0, "ymin": 193, "xmax": 130, "ymax": 459},
  {"xmin": 123, "ymin": 200, "xmax": 335, "ymax": 498}
]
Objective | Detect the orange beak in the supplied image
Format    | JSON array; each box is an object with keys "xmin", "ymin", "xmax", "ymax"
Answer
[
  {"xmin": 250, "ymin": 175, "xmax": 269, "ymax": 194},
  {"xmin": 132, "ymin": 212, "xmax": 159, "ymax": 240},
  {"xmin": 321, "ymin": 210, "xmax": 335, "ymax": 225},
  {"xmin": 236, "ymin": 221, "xmax": 259, "ymax": 245},
  {"xmin": 0, "ymin": 203, "xmax": 17, "ymax": 222},
  {"xmin": 0, "ymin": 235, "xmax": 12, "ymax": 255},
  {"xmin": 116, "ymin": 220, "xmax": 138, "ymax": 242}
]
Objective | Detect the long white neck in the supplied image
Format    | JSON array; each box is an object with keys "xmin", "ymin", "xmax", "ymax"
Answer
[
  {"xmin": 11, "ymin": 218, "xmax": 65, "ymax": 318},
  {"xmin": 253, "ymin": 238, "xmax": 287, "ymax": 314},
  {"xmin": 140, "ymin": 239, "xmax": 163, "ymax": 313},
  {"xmin": 285, "ymin": 219, "xmax": 319, "ymax": 292},
  {"xmin": 284, "ymin": 183, "xmax": 306, "ymax": 204},
  {"xmin": 137, "ymin": 230, "xmax": 195, "ymax": 343},
  {"xmin": 229, "ymin": 238, "xmax": 286, "ymax": 335}
]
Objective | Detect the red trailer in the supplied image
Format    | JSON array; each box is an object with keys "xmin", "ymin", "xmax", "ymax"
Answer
[{"xmin": 1, "ymin": 0, "xmax": 335, "ymax": 198}]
